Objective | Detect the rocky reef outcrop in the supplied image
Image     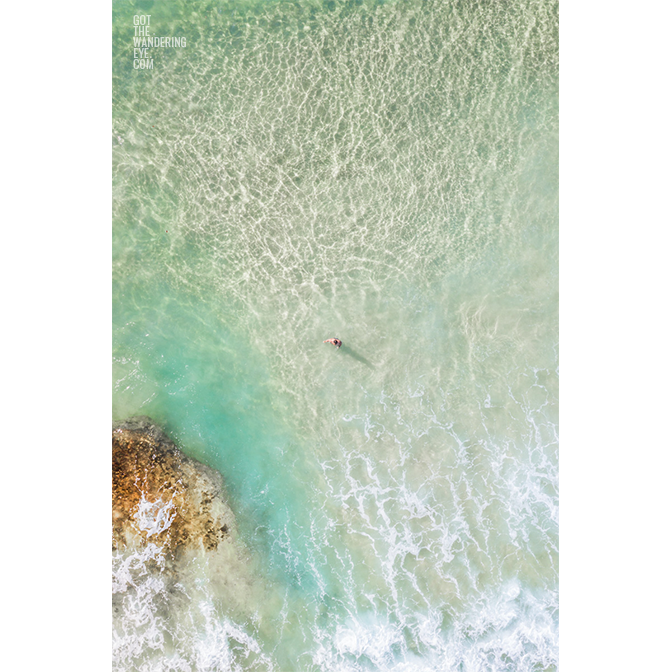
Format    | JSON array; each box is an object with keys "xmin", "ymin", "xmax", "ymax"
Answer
[
  {"xmin": 112, "ymin": 417, "xmax": 269, "ymax": 667},
  {"xmin": 112, "ymin": 416, "xmax": 238, "ymax": 558}
]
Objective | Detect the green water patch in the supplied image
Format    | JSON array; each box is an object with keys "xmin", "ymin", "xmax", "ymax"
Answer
[{"xmin": 112, "ymin": 278, "xmax": 331, "ymax": 595}]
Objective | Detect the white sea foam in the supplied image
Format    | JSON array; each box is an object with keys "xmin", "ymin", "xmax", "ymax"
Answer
[
  {"xmin": 113, "ymin": 545, "xmax": 272, "ymax": 672},
  {"xmin": 308, "ymin": 581, "xmax": 556, "ymax": 672},
  {"xmin": 113, "ymin": 547, "xmax": 168, "ymax": 668},
  {"xmin": 133, "ymin": 493, "xmax": 177, "ymax": 537}
]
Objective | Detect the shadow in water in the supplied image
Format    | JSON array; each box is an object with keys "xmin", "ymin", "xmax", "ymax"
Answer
[{"xmin": 339, "ymin": 346, "xmax": 375, "ymax": 370}]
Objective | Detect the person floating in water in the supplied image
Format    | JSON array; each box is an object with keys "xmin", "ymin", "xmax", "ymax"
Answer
[{"xmin": 324, "ymin": 338, "xmax": 342, "ymax": 349}]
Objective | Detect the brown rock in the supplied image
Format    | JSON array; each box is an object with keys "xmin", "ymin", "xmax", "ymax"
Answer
[{"xmin": 112, "ymin": 417, "xmax": 238, "ymax": 559}]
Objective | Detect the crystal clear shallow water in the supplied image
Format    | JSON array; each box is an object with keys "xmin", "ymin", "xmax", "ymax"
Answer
[{"xmin": 112, "ymin": 0, "xmax": 558, "ymax": 669}]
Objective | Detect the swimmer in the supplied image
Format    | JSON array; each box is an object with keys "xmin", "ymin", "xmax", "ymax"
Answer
[{"xmin": 324, "ymin": 338, "xmax": 342, "ymax": 349}]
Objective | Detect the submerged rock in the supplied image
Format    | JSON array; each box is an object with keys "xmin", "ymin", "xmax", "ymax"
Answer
[
  {"xmin": 112, "ymin": 418, "xmax": 273, "ymax": 667},
  {"xmin": 112, "ymin": 416, "xmax": 237, "ymax": 557}
]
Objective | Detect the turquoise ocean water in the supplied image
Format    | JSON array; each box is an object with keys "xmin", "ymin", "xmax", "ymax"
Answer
[{"xmin": 113, "ymin": 0, "xmax": 558, "ymax": 669}]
